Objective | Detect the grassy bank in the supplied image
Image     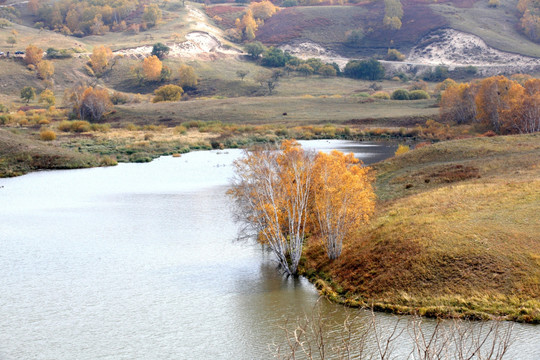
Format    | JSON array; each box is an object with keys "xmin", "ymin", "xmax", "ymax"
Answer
[
  {"xmin": 301, "ymin": 134, "xmax": 540, "ymax": 323},
  {"xmin": 0, "ymin": 128, "xmax": 114, "ymax": 177}
]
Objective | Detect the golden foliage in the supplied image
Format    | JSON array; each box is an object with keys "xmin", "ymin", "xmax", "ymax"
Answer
[
  {"xmin": 230, "ymin": 140, "xmax": 376, "ymax": 272},
  {"xmin": 313, "ymin": 151, "xmax": 375, "ymax": 259},
  {"xmin": 152, "ymin": 84, "xmax": 184, "ymax": 103},
  {"xmin": 439, "ymin": 75, "xmax": 540, "ymax": 134},
  {"xmin": 24, "ymin": 44, "xmax": 43, "ymax": 65},
  {"xmin": 90, "ymin": 45, "xmax": 113, "ymax": 75},
  {"xmin": 178, "ymin": 64, "xmax": 198, "ymax": 88},
  {"xmin": 236, "ymin": 9, "xmax": 258, "ymax": 41},
  {"xmin": 439, "ymin": 83, "xmax": 476, "ymax": 124},
  {"xmin": 39, "ymin": 129, "xmax": 57, "ymax": 141},
  {"xmin": 39, "ymin": 89, "xmax": 56, "ymax": 106},
  {"xmin": 36, "ymin": 60, "xmax": 54, "ymax": 80},
  {"xmin": 248, "ymin": 1, "xmax": 277, "ymax": 20},
  {"xmin": 394, "ymin": 144, "xmax": 410, "ymax": 156},
  {"xmin": 142, "ymin": 55, "xmax": 163, "ymax": 81}
]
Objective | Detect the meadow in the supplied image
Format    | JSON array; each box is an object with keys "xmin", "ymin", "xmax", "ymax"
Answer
[{"xmin": 302, "ymin": 134, "xmax": 540, "ymax": 322}]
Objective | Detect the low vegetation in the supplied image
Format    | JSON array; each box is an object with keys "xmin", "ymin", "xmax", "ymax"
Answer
[
  {"xmin": 300, "ymin": 134, "xmax": 540, "ymax": 323},
  {"xmin": 0, "ymin": 128, "xmax": 112, "ymax": 177}
]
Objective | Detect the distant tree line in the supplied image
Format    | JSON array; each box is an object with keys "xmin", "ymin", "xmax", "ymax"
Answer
[
  {"xmin": 440, "ymin": 76, "xmax": 540, "ymax": 134},
  {"xmin": 244, "ymin": 42, "xmax": 390, "ymax": 80},
  {"xmin": 518, "ymin": 0, "xmax": 540, "ymax": 42},
  {"xmin": 28, "ymin": 0, "xmax": 162, "ymax": 37}
]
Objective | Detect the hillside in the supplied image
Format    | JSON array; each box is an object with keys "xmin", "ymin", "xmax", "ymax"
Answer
[
  {"xmin": 255, "ymin": 0, "xmax": 540, "ymax": 58},
  {"xmin": 303, "ymin": 134, "xmax": 540, "ymax": 322}
]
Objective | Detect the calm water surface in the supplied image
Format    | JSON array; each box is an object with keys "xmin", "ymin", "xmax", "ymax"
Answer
[{"xmin": 0, "ymin": 140, "xmax": 537, "ymax": 359}]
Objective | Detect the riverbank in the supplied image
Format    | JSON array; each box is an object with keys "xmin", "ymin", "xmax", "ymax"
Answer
[
  {"xmin": 300, "ymin": 134, "xmax": 540, "ymax": 323},
  {"xmin": 0, "ymin": 128, "xmax": 117, "ymax": 177},
  {"xmin": 0, "ymin": 122, "xmax": 424, "ymax": 178}
]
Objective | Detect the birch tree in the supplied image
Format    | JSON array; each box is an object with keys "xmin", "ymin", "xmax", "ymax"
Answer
[
  {"xmin": 229, "ymin": 140, "xmax": 315, "ymax": 275},
  {"xmin": 313, "ymin": 151, "xmax": 375, "ymax": 260}
]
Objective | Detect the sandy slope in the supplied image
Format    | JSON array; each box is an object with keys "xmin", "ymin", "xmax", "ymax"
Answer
[
  {"xmin": 113, "ymin": 5, "xmax": 241, "ymax": 60},
  {"xmin": 280, "ymin": 29, "xmax": 540, "ymax": 74},
  {"xmin": 408, "ymin": 29, "xmax": 540, "ymax": 67}
]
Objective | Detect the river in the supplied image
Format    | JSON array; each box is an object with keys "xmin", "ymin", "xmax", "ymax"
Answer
[{"xmin": 0, "ymin": 140, "xmax": 538, "ymax": 359}]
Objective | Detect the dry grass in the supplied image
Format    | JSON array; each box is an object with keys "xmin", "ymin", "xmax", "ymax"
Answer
[
  {"xmin": 115, "ymin": 96, "xmax": 437, "ymax": 126},
  {"xmin": 302, "ymin": 134, "xmax": 540, "ymax": 322},
  {"xmin": 0, "ymin": 128, "xmax": 105, "ymax": 177}
]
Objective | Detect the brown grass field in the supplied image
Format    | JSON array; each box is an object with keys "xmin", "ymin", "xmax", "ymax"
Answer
[{"xmin": 302, "ymin": 134, "xmax": 540, "ymax": 322}]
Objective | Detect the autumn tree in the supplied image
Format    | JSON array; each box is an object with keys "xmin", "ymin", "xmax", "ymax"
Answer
[
  {"xmin": 79, "ymin": 87, "xmax": 112, "ymax": 121},
  {"xmin": 143, "ymin": 4, "xmax": 162, "ymax": 28},
  {"xmin": 24, "ymin": 44, "xmax": 43, "ymax": 65},
  {"xmin": 518, "ymin": 0, "xmax": 540, "ymax": 42},
  {"xmin": 152, "ymin": 84, "xmax": 184, "ymax": 103},
  {"xmin": 90, "ymin": 45, "xmax": 113, "ymax": 76},
  {"xmin": 142, "ymin": 55, "xmax": 163, "ymax": 82},
  {"xmin": 386, "ymin": 48, "xmax": 405, "ymax": 61},
  {"xmin": 318, "ymin": 64, "xmax": 337, "ymax": 77},
  {"xmin": 21, "ymin": 86, "xmax": 36, "ymax": 103},
  {"xmin": 383, "ymin": 16, "xmax": 402, "ymax": 30},
  {"xmin": 34, "ymin": 60, "xmax": 54, "ymax": 81},
  {"xmin": 229, "ymin": 140, "xmax": 316, "ymax": 276},
  {"xmin": 439, "ymin": 83, "xmax": 477, "ymax": 124},
  {"xmin": 312, "ymin": 151, "xmax": 375, "ymax": 260},
  {"xmin": 236, "ymin": 9, "xmax": 258, "ymax": 41},
  {"xmin": 297, "ymin": 63, "xmax": 314, "ymax": 77},
  {"xmin": 230, "ymin": 141, "xmax": 377, "ymax": 273},
  {"xmin": 248, "ymin": 0, "xmax": 278, "ymax": 20},
  {"xmin": 39, "ymin": 89, "xmax": 56, "ymax": 106},
  {"xmin": 475, "ymin": 76, "xmax": 515, "ymax": 134},
  {"xmin": 505, "ymin": 78, "xmax": 540, "ymax": 133},
  {"xmin": 66, "ymin": 84, "xmax": 112, "ymax": 121},
  {"xmin": 383, "ymin": 0, "xmax": 403, "ymax": 30},
  {"xmin": 178, "ymin": 64, "xmax": 197, "ymax": 88}
]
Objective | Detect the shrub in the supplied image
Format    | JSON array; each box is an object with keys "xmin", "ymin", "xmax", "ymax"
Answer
[
  {"xmin": 152, "ymin": 84, "xmax": 183, "ymax": 103},
  {"xmin": 39, "ymin": 129, "xmax": 56, "ymax": 141},
  {"xmin": 261, "ymin": 47, "xmax": 292, "ymax": 67},
  {"xmin": 409, "ymin": 80, "xmax": 428, "ymax": 91},
  {"xmin": 70, "ymin": 120, "xmax": 91, "ymax": 132},
  {"xmin": 344, "ymin": 58, "xmax": 385, "ymax": 80},
  {"xmin": 391, "ymin": 89, "xmax": 410, "ymax": 100},
  {"xmin": 110, "ymin": 91, "xmax": 129, "ymax": 105},
  {"xmin": 174, "ymin": 125, "xmax": 187, "ymax": 134},
  {"xmin": 90, "ymin": 123, "xmax": 110, "ymax": 132},
  {"xmin": 394, "ymin": 144, "xmax": 410, "ymax": 156},
  {"xmin": 423, "ymin": 66, "xmax": 449, "ymax": 82},
  {"xmin": 386, "ymin": 49, "xmax": 405, "ymax": 61},
  {"xmin": 409, "ymin": 90, "xmax": 430, "ymax": 100},
  {"xmin": 58, "ymin": 120, "xmax": 91, "ymax": 132},
  {"xmin": 124, "ymin": 122, "xmax": 139, "ymax": 131},
  {"xmin": 372, "ymin": 91, "xmax": 390, "ymax": 99}
]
